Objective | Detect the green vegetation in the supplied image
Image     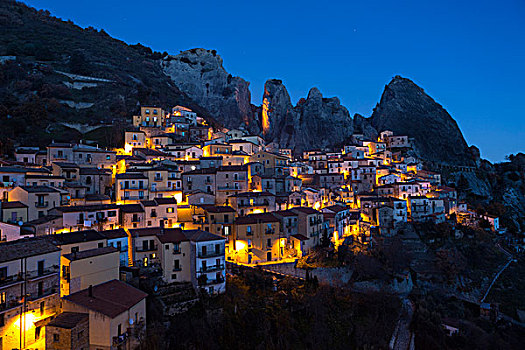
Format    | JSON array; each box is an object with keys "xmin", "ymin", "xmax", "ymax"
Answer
[
  {"xmin": 486, "ymin": 256, "xmax": 525, "ymax": 319},
  {"xmin": 0, "ymin": 0, "xmax": 210, "ymax": 152},
  {"xmin": 140, "ymin": 270, "xmax": 401, "ymax": 350},
  {"xmin": 411, "ymin": 292, "xmax": 524, "ymax": 350}
]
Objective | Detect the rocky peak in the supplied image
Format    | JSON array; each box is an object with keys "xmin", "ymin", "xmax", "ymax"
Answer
[
  {"xmin": 261, "ymin": 79, "xmax": 353, "ymax": 154},
  {"xmin": 370, "ymin": 76, "xmax": 474, "ymax": 166},
  {"xmin": 162, "ymin": 48, "xmax": 256, "ymax": 132}
]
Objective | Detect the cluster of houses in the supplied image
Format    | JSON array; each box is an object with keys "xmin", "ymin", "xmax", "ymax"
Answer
[{"xmin": 0, "ymin": 105, "xmax": 499, "ymax": 349}]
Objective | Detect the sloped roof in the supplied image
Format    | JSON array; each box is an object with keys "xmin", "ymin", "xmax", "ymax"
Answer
[
  {"xmin": 63, "ymin": 280, "xmax": 147, "ymax": 318},
  {"xmin": 0, "ymin": 237, "xmax": 59, "ymax": 263}
]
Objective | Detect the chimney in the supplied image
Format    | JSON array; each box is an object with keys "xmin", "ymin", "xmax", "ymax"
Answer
[{"xmin": 88, "ymin": 285, "xmax": 93, "ymax": 298}]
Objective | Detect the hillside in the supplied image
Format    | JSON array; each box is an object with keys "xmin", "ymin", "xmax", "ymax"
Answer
[{"xmin": 0, "ymin": 0, "xmax": 211, "ymax": 150}]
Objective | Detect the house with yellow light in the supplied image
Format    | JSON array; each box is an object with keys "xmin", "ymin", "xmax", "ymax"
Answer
[
  {"xmin": 0, "ymin": 238, "xmax": 61, "ymax": 350},
  {"xmin": 115, "ymin": 173, "xmax": 149, "ymax": 203},
  {"xmin": 248, "ymin": 150, "xmax": 288, "ymax": 176},
  {"xmin": 227, "ymin": 191, "xmax": 276, "ymax": 216},
  {"xmin": 60, "ymin": 246, "xmax": 120, "ymax": 297},
  {"xmin": 62, "ymin": 280, "xmax": 147, "ymax": 350},
  {"xmin": 191, "ymin": 205, "xmax": 236, "ymax": 248},
  {"xmin": 232, "ymin": 213, "xmax": 282, "ymax": 263},
  {"xmin": 124, "ymin": 130, "xmax": 147, "ymax": 154},
  {"xmin": 133, "ymin": 106, "xmax": 166, "ymax": 127}
]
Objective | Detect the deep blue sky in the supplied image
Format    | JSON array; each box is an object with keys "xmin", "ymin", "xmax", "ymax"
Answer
[{"xmin": 25, "ymin": 0, "xmax": 525, "ymax": 162}]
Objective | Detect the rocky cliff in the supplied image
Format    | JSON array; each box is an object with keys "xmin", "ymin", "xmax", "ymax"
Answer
[
  {"xmin": 162, "ymin": 49, "xmax": 257, "ymax": 132},
  {"xmin": 370, "ymin": 76, "xmax": 475, "ymax": 166},
  {"xmin": 261, "ymin": 79, "xmax": 354, "ymax": 154}
]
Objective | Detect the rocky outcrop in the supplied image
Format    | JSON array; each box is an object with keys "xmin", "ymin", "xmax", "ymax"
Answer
[
  {"xmin": 261, "ymin": 79, "xmax": 353, "ymax": 154},
  {"xmin": 370, "ymin": 76, "xmax": 475, "ymax": 166},
  {"xmin": 162, "ymin": 48, "xmax": 257, "ymax": 132}
]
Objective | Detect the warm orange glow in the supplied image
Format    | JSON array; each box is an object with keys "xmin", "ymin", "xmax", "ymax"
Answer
[{"xmin": 261, "ymin": 97, "xmax": 270, "ymax": 135}]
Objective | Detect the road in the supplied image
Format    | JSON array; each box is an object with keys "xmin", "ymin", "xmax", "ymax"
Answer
[{"xmin": 390, "ymin": 298, "xmax": 415, "ymax": 350}]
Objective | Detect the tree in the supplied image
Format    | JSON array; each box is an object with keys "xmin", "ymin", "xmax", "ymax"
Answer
[{"xmin": 69, "ymin": 51, "xmax": 90, "ymax": 75}]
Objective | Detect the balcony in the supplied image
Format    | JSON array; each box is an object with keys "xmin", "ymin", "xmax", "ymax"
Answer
[
  {"xmin": 121, "ymin": 186, "xmax": 145, "ymax": 190},
  {"xmin": 153, "ymin": 176, "xmax": 163, "ymax": 182},
  {"xmin": 0, "ymin": 300, "xmax": 22, "ymax": 312},
  {"xmin": 26, "ymin": 265, "xmax": 60, "ymax": 280},
  {"xmin": 217, "ymin": 185, "xmax": 241, "ymax": 191},
  {"xmin": 198, "ymin": 275, "xmax": 225, "ymax": 286},
  {"xmin": 0, "ymin": 274, "xmax": 23, "ymax": 288},
  {"xmin": 121, "ymin": 196, "xmax": 146, "ymax": 201},
  {"xmin": 150, "ymin": 187, "xmax": 172, "ymax": 192},
  {"xmin": 29, "ymin": 287, "xmax": 58, "ymax": 301},
  {"xmin": 172, "ymin": 266, "xmax": 182, "ymax": 272},
  {"xmin": 135, "ymin": 245, "xmax": 157, "ymax": 252},
  {"xmin": 265, "ymin": 228, "xmax": 275, "ymax": 235},
  {"xmin": 238, "ymin": 200, "xmax": 269, "ymax": 207},
  {"xmin": 199, "ymin": 264, "xmax": 225, "ymax": 273},
  {"xmin": 113, "ymin": 333, "xmax": 128, "ymax": 347},
  {"xmin": 60, "ymin": 199, "xmax": 70, "ymax": 205},
  {"xmin": 35, "ymin": 201, "xmax": 49, "ymax": 208},
  {"xmin": 197, "ymin": 249, "xmax": 225, "ymax": 258},
  {"xmin": 172, "ymin": 248, "xmax": 181, "ymax": 254}
]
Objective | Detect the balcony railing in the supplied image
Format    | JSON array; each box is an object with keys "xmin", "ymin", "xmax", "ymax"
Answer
[
  {"xmin": 198, "ymin": 276, "xmax": 225, "ymax": 286},
  {"xmin": 217, "ymin": 185, "xmax": 241, "ymax": 191},
  {"xmin": 173, "ymin": 248, "xmax": 181, "ymax": 254},
  {"xmin": 121, "ymin": 196, "xmax": 146, "ymax": 201},
  {"xmin": 135, "ymin": 245, "xmax": 157, "ymax": 252},
  {"xmin": 150, "ymin": 187, "xmax": 173, "ymax": 192},
  {"xmin": 26, "ymin": 265, "xmax": 60, "ymax": 280},
  {"xmin": 0, "ymin": 274, "xmax": 23, "ymax": 288},
  {"xmin": 0, "ymin": 300, "xmax": 22, "ymax": 312},
  {"xmin": 113, "ymin": 333, "xmax": 128, "ymax": 347},
  {"xmin": 29, "ymin": 287, "xmax": 58, "ymax": 301},
  {"xmin": 199, "ymin": 264, "xmax": 225, "ymax": 273},
  {"xmin": 238, "ymin": 200, "xmax": 269, "ymax": 207},
  {"xmin": 197, "ymin": 249, "xmax": 225, "ymax": 258},
  {"xmin": 121, "ymin": 185, "xmax": 145, "ymax": 190},
  {"xmin": 265, "ymin": 228, "xmax": 275, "ymax": 235},
  {"xmin": 35, "ymin": 201, "xmax": 49, "ymax": 208},
  {"xmin": 153, "ymin": 176, "xmax": 163, "ymax": 182},
  {"xmin": 172, "ymin": 266, "xmax": 182, "ymax": 272}
]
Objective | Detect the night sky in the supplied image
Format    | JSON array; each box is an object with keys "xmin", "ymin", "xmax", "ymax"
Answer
[{"xmin": 24, "ymin": 0, "xmax": 525, "ymax": 162}]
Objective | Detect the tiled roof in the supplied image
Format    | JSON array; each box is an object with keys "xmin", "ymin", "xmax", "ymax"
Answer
[
  {"xmin": 0, "ymin": 237, "xmax": 60, "ymax": 263},
  {"xmin": 20, "ymin": 185, "xmax": 59, "ymax": 193},
  {"xmin": 292, "ymin": 207, "xmax": 320, "ymax": 215},
  {"xmin": 1, "ymin": 201, "xmax": 28, "ymax": 209},
  {"xmin": 235, "ymin": 213, "xmax": 279, "ymax": 224},
  {"xmin": 44, "ymin": 230, "xmax": 106, "ymax": 245},
  {"xmin": 100, "ymin": 228, "xmax": 128, "ymax": 239},
  {"xmin": 46, "ymin": 312, "xmax": 89, "ymax": 329},
  {"xmin": 63, "ymin": 246, "xmax": 118, "ymax": 261},
  {"xmin": 56, "ymin": 204, "xmax": 118, "ymax": 213},
  {"xmin": 64, "ymin": 280, "xmax": 147, "ymax": 318},
  {"xmin": 119, "ymin": 204, "xmax": 144, "ymax": 213},
  {"xmin": 199, "ymin": 205, "xmax": 236, "ymax": 213}
]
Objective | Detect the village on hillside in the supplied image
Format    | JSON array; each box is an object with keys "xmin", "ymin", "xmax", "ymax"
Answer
[{"xmin": 0, "ymin": 105, "xmax": 508, "ymax": 349}]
